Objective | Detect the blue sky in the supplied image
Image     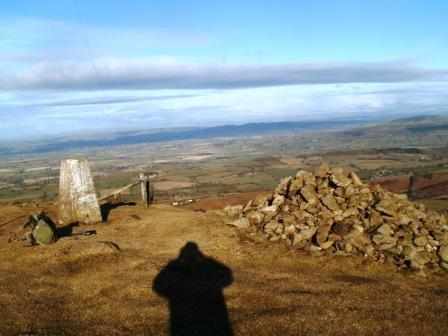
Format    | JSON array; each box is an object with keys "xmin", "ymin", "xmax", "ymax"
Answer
[{"xmin": 1, "ymin": 0, "xmax": 448, "ymax": 140}]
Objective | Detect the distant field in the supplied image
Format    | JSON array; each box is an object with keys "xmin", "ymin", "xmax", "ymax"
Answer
[
  {"xmin": 1, "ymin": 117, "xmax": 447, "ymax": 208},
  {"xmin": 1, "ymin": 148, "xmax": 447, "ymax": 218}
]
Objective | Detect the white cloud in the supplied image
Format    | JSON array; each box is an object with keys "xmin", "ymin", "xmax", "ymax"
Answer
[{"xmin": 1, "ymin": 58, "xmax": 447, "ymax": 91}]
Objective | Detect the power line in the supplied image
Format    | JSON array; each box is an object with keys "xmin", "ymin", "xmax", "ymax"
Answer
[{"xmin": 73, "ymin": 0, "xmax": 112, "ymax": 113}]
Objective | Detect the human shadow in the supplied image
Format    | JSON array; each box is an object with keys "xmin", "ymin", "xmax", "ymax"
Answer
[
  {"xmin": 153, "ymin": 242, "xmax": 234, "ymax": 336},
  {"xmin": 100, "ymin": 201, "xmax": 137, "ymax": 221}
]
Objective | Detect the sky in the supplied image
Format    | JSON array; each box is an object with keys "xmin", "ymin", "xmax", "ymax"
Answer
[{"xmin": 1, "ymin": 0, "xmax": 448, "ymax": 140}]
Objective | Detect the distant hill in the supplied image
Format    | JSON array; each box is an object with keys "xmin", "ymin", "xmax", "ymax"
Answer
[
  {"xmin": 2, "ymin": 115, "xmax": 448, "ymax": 156},
  {"xmin": 391, "ymin": 115, "xmax": 441, "ymax": 123},
  {"xmin": 1, "ymin": 119, "xmax": 366, "ymax": 155}
]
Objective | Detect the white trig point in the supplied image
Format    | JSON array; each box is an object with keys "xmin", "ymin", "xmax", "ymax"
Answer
[{"xmin": 58, "ymin": 158, "xmax": 102, "ymax": 225}]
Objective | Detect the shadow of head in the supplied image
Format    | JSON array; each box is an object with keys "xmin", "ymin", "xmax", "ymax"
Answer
[
  {"xmin": 153, "ymin": 241, "xmax": 234, "ymax": 336},
  {"xmin": 178, "ymin": 241, "xmax": 202, "ymax": 263},
  {"xmin": 100, "ymin": 201, "xmax": 137, "ymax": 221}
]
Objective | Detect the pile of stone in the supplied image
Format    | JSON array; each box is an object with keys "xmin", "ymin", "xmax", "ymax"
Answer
[{"xmin": 225, "ymin": 163, "xmax": 448, "ymax": 270}]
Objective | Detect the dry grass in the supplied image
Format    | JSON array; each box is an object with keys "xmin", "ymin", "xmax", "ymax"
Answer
[
  {"xmin": 154, "ymin": 181, "xmax": 196, "ymax": 191},
  {"xmin": 0, "ymin": 201, "xmax": 448, "ymax": 335}
]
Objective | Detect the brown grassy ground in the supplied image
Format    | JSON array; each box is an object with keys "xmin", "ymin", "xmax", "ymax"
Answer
[
  {"xmin": 1, "ymin": 201, "xmax": 448, "ymax": 335},
  {"xmin": 183, "ymin": 192, "xmax": 270, "ymax": 211}
]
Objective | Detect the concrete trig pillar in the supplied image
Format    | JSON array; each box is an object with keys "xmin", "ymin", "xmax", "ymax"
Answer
[{"xmin": 58, "ymin": 158, "xmax": 102, "ymax": 225}]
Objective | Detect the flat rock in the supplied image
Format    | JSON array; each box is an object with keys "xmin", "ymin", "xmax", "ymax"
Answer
[
  {"xmin": 342, "ymin": 207, "xmax": 358, "ymax": 219},
  {"xmin": 292, "ymin": 227, "xmax": 317, "ymax": 246},
  {"xmin": 229, "ymin": 217, "xmax": 250, "ymax": 228},
  {"xmin": 330, "ymin": 171, "xmax": 352, "ymax": 187},
  {"xmin": 375, "ymin": 199, "xmax": 397, "ymax": 216},
  {"xmin": 321, "ymin": 195, "xmax": 339, "ymax": 211},
  {"xmin": 300, "ymin": 185, "xmax": 319, "ymax": 204},
  {"xmin": 66, "ymin": 240, "xmax": 120, "ymax": 256},
  {"xmin": 372, "ymin": 234, "xmax": 397, "ymax": 249},
  {"xmin": 260, "ymin": 204, "xmax": 278, "ymax": 214},
  {"xmin": 376, "ymin": 223, "xmax": 391, "ymax": 236}
]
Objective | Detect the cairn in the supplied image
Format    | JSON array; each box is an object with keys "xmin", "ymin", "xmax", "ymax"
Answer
[{"xmin": 225, "ymin": 163, "xmax": 448, "ymax": 270}]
